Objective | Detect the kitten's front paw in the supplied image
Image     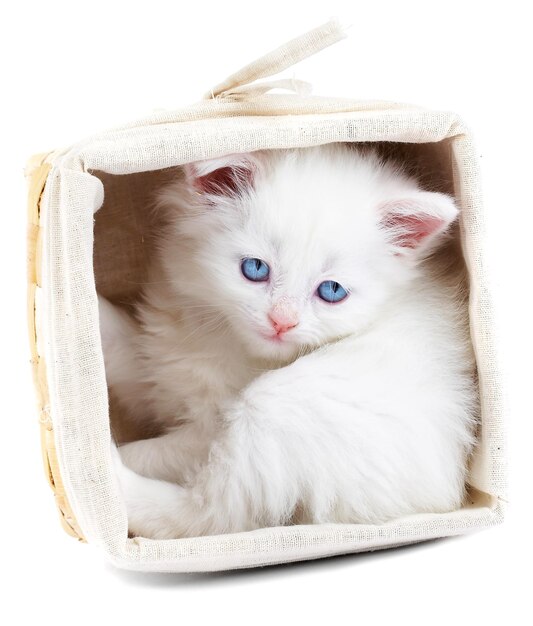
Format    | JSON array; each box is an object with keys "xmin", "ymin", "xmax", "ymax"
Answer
[
  {"xmin": 110, "ymin": 438, "xmax": 122, "ymax": 467},
  {"xmin": 110, "ymin": 439, "xmax": 127, "ymax": 478},
  {"xmin": 109, "ymin": 438, "xmax": 194, "ymax": 539},
  {"xmin": 110, "ymin": 439, "xmax": 138, "ymax": 503}
]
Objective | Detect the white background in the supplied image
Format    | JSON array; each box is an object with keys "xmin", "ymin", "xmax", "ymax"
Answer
[{"xmin": 2, "ymin": 1, "xmax": 532, "ymax": 624}]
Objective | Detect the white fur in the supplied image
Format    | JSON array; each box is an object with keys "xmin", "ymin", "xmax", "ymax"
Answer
[{"xmin": 100, "ymin": 144, "xmax": 477, "ymax": 539}]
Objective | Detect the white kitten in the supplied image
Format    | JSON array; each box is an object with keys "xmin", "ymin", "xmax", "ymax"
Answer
[{"xmin": 100, "ymin": 144, "xmax": 477, "ymax": 539}]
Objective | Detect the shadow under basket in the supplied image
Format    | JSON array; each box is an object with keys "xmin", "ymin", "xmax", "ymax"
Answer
[{"xmin": 26, "ymin": 23, "xmax": 505, "ymax": 573}]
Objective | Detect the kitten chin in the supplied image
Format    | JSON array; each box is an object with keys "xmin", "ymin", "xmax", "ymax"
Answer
[{"xmin": 244, "ymin": 336, "xmax": 300, "ymax": 362}]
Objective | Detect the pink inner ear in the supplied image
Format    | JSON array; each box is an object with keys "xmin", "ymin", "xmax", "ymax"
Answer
[
  {"xmin": 384, "ymin": 213, "xmax": 445, "ymax": 249},
  {"xmin": 193, "ymin": 165, "xmax": 253, "ymax": 197}
]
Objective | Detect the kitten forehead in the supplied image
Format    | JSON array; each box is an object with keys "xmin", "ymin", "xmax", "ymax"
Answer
[
  {"xmin": 260, "ymin": 146, "xmax": 413, "ymax": 212},
  {"xmin": 244, "ymin": 146, "xmax": 408, "ymax": 257}
]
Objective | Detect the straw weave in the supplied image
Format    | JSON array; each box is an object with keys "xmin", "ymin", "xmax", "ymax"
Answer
[{"xmin": 26, "ymin": 154, "xmax": 84, "ymax": 541}]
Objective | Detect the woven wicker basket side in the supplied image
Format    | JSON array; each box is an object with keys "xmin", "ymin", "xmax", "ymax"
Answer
[{"xmin": 27, "ymin": 154, "xmax": 85, "ymax": 542}]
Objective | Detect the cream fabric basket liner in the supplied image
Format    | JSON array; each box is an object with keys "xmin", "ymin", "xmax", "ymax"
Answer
[{"xmin": 27, "ymin": 20, "xmax": 505, "ymax": 572}]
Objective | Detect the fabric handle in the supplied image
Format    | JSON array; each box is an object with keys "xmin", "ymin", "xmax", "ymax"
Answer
[{"xmin": 204, "ymin": 19, "xmax": 346, "ymax": 101}]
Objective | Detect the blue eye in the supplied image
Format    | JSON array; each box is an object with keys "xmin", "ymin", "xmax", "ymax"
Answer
[
  {"xmin": 241, "ymin": 258, "xmax": 270, "ymax": 282},
  {"xmin": 317, "ymin": 280, "xmax": 348, "ymax": 303}
]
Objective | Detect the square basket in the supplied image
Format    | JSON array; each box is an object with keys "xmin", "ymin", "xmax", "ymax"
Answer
[{"xmin": 26, "ymin": 20, "xmax": 505, "ymax": 572}]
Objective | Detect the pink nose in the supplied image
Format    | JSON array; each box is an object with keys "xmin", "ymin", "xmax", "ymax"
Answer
[{"xmin": 268, "ymin": 301, "xmax": 299, "ymax": 335}]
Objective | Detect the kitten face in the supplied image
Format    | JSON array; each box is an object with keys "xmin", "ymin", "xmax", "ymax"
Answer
[{"xmin": 160, "ymin": 145, "xmax": 457, "ymax": 361}]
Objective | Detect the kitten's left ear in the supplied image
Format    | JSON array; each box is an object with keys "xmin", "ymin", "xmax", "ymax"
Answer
[
  {"xmin": 379, "ymin": 191, "xmax": 459, "ymax": 257},
  {"xmin": 184, "ymin": 153, "xmax": 262, "ymax": 199}
]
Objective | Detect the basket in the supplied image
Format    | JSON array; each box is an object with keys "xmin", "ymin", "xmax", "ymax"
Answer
[{"xmin": 26, "ymin": 20, "xmax": 505, "ymax": 572}]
